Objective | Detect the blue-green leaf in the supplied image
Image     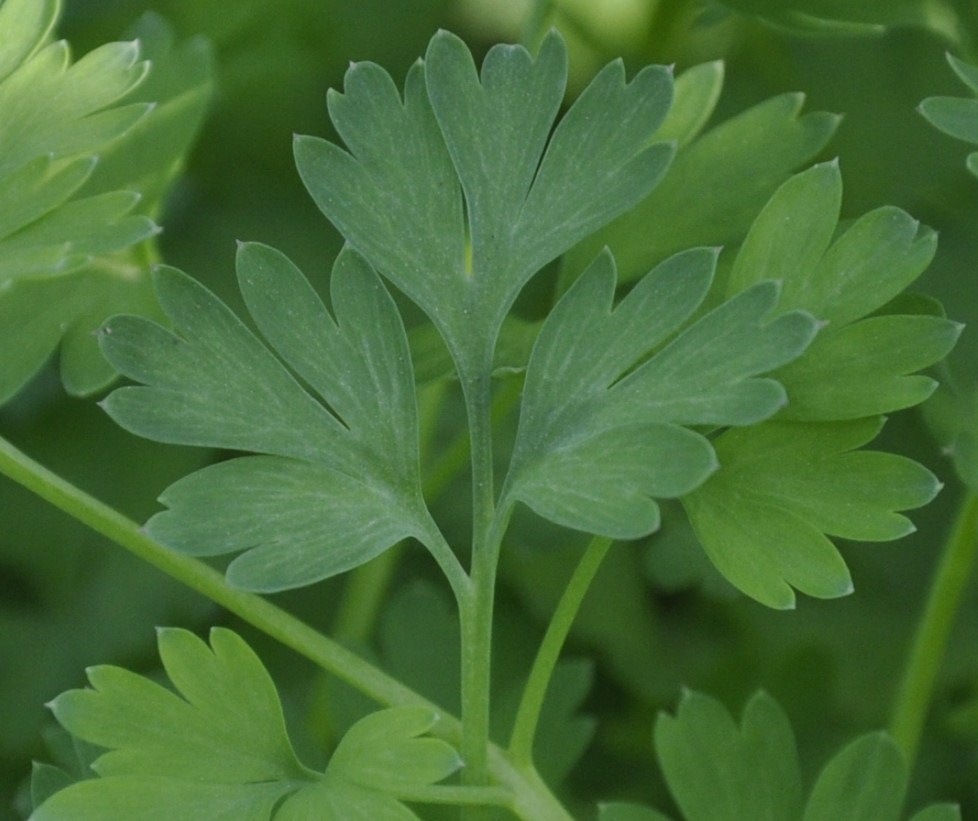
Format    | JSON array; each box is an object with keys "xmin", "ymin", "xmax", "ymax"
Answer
[
  {"xmin": 296, "ymin": 29, "xmax": 674, "ymax": 380},
  {"xmin": 503, "ymin": 248, "xmax": 815, "ymax": 538},
  {"xmin": 101, "ymin": 244, "xmax": 436, "ymax": 592}
]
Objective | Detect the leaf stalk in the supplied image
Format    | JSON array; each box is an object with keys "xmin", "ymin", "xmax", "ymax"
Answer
[
  {"xmin": 509, "ymin": 536, "xmax": 613, "ymax": 767},
  {"xmin": 889, "ymin": 489, "xmax": 978, "ymax": 768}
]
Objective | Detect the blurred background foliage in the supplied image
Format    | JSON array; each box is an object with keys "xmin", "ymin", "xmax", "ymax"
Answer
[{"xmin": 3, "ymin": 0, "xmax": 978, "ymax": 818}]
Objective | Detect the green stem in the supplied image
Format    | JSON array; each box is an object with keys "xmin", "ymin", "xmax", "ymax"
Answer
[
  {"xmin": 331, "ymin": 545, "xmax": 404, "ymax": 645},
  {"xmin": 393, "ymin": 784, "xmax": 512, "ymax": 808},
  {"xmin": 521, "ymin": 0, "xmax": 554, "ymax": 49},
  {"xmin": 889, "ymin": 490, "xmax": 978, "ymax": 768},
  {"xmin": 509, "ymin": 536, "xmax": 613, "ymax": 767},
  {"xmin": 0, "ymin": 434, "xmax": 422, "ymax": 710},
  {"xmin": 0, "ymin": 433, "xmax": 573, "ymax": 816},
  {"xmin": 459, "ymin": 367, "xmax": 497, "ymax": 794}
]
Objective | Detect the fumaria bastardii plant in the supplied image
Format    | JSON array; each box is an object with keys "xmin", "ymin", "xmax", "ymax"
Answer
[{"xmin": 0, "ymin": 0, "xmax": 970, "ymax": 818}]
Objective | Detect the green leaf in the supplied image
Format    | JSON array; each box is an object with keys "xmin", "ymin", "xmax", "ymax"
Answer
[
  {"xmin": 502, "ymin": 248, "xmax": 816, "ymax": 539},
  {"xmin": 922, "ymin": 373, "xmax": 978, "ymax": 493},
  {"xmin": 921, "ymin": 54, "xmax": 978, "ymax": 177},
  {"xmin": 276, "ymin": 782, "xmax": 417, "ymax": 821},
  {"xmin": 32, "ymin": 628, "xmax": 309, "ymax": 820},
  {"xmin": 0, "ymin": 11, "xmax": 212, "ymax": 402},
  {"xmin": 920, "ymin": 96, "xmax": 978, "ymax": 143},
  {"xmin": 565, "ymin": 91, "xmax": 839, "ymax": 286},
  {"xmin": 0, "ymin": 0, "xmax": 58, "ymax": 83},
  {"xmin": 802, "ymin": 733, "xmax": 905, "ymax": 821},
  {"xmin": 653, "ymin": 691, "xmax": 950, "ymax": 821},
  {"xmin": 728, "ymin": 161, "xmax": 955, "ymax": 420},
  {"xmin": 101, "ymin": 244, "xmax": 435, "ymax": 592},
  {"xmin": 31, "ymin": 778, "xmax": 293, "ymax": 821},
  {"xmin": 654, "ymin": 690, "xmax": 803, "ymax": 821},
  {"xmin": 683, "ymin": 418, "xmax": 940, "ymax": 608},
  {"xmin": 652, "ymin": 61, "xmax": 724, "ymax": 149},
  {"xmin": 50, "ymin": 628, "xmax": 307, "ymax": 782},
  {"xmin": 295, "ymin": 29, "xmax": 674, "ymax": 378},
  {"xmin": 34, "ymin": 629, "xmax": 455, "ymax": 820},
  {"xmin": 30, "ymin": 762, "xmax": 73, "ymax": 811},
  {"xmin": 327, "ymin": 705, "xmax": 461, "ymax": 792},
  {"xmin": 774, "ymin": 314, "xmax": 961, "ymax": 420}
]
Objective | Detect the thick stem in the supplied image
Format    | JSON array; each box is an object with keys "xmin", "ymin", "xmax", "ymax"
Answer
[
  {"xmin": 889, "ymin": 490, "xmax": 978, "ymax": 768},
  {"xmin": 509, "ymin": 536, "xmax": 613, "ymax": 767},
  {"xmin": 459, "ymin": 367, "xmax": 497, "ymax": 792}
]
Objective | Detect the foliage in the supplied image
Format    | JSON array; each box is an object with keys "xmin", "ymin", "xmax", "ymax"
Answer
[{"xmin": 2, "ymin": 0, "xmax": 978, "ymax": 819}]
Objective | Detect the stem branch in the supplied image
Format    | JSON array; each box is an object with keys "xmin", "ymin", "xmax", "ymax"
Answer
[
  {"xmin": 890, "ymin": 490, "xmax": 978, "ymax": 768},
  {"xmin": 459, "ymin": 366, "xmax": 497, "ymax": 793},
  {"xmin": 509, "ymin": 536, "xmax": 613, "ymax": 767},
  {"xmin": 0, "ymin": 434, "xmax": 571, "ymax": 818}
]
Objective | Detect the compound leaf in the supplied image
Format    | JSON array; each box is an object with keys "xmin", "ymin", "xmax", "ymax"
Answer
[
  {"xmin": 802, "ymin": 733, "xmax": 906, "ymax": 821},
  {"xmin": 33, "ymin": 630, "xmax": 455, "ymax": 820},
  {"xmin": 655, "ymin": 690, "xmax": 803, "ymax": 821},
  {"xmin": 729, "ymin": 161, "xmax": 958, "ymax": 420},
  {"xmin": 295, "ymin": 29, "xmax": 674, "ymax": 379},
  {"xmin": 923, "ymin": 373, "xmax": 978, "ymax": 493},
  {"xmin": 653, "ymin": 690, "xmax": 957, "ymax": 821},
  {"xmin": 683, "ymin": 418, "xmax": 940, "ymax": 608},
  {"xmin": 50, "ymin": 628, "xmax": 306, "ymax": 783},
  {"xmin": 565, "ymin": 90, "xmax": 839, "ymax": 286},
  {"xmin": 653, "ymin": 61, "xmax": 724, "ymax": 149},
  {"xmin": 327, "ymin": 705, "xmax": 461, "ymax": 793},
  {"xmin": 921, "ymin": 53, "xmax": 978, "ymax": 176},
  {"xmin": 32, "ymin": 627, "xmax": 309, "ymax": 820},
  {"xmin": 101, "ymin": 243, "xmax": 435, "ymax": 592},
  {"xmin": 502, "ymin": 248, "xmax": 815, "ymax": 539},
  {"xmin": 0, "ymin": 8, "xmax": 212, "ymax": 402}
]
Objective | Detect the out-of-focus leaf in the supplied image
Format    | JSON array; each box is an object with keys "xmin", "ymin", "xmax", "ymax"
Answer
[
  {"xmin": 564, "ymin": 91, "xmax": 839, "ymax": 286},
  {"xmin": 655, "ymin": 690, "xmax": 803, "ymax": 820},
  {"xmin": 0, "ymin": 8, "xmax": 212, "ymax": 402},
  {"xmin": 921, "ymin": 53, "xmax": 978, "ymax": 177}
]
